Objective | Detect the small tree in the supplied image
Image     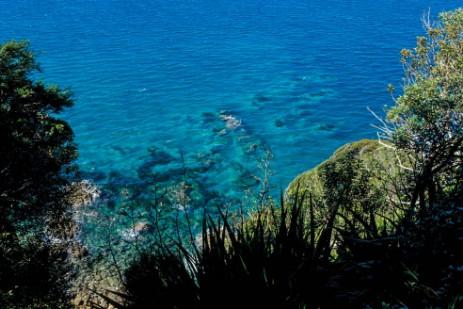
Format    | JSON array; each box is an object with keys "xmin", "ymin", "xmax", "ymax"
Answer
[
  {"xmin": 378, "ymin": 9, "xmax": 463, "ymax": 307},
  {"xmin": 0, "ymin": 40, "xmax": 77, "ymax": 307},
  {"xmin": 384, "ymin": 9, "xmax": 463, "ymax": 209}
]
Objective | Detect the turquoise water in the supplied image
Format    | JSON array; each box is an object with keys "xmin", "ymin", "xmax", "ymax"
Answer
[{"xmin": 1, "ymin": 0, "xmax": 459, "ymax": 202}]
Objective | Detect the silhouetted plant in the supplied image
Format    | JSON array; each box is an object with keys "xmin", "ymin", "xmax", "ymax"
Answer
[
  {"xmin": 96, "ymin": 188, "xmax": 348, "ymax": 309},
  {"xmin": 0, "ymin": 40, "xmax": 77, "ymax": 308}
]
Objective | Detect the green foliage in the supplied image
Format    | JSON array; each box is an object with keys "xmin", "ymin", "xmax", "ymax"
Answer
[
  {"xmin": 288, "ymin": 140, "xmax": 408, "ymax": 243},
  {"xmin": 282, "ymin": 9, "xmax": 463, "ymax": 306},
  {"xmin": 379, "ymin": 12, "xmax": 463, "ymax": 305},
  {"xmin": 386, "ymin": 9, "xmax": 463, "ymax": 208},
  {"xmin": 0, "ymin": 40, "xmax": 77, "ymax": 307},
  {"xmin": 0, "ymin": 40, "xmax": 77, "ymax": 232}
]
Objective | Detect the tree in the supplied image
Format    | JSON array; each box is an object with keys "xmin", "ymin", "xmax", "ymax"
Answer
[
  {"xmin": 377, "ymin": 9, "xmax": 463, "ymax": 307},
  {"xmin": 0, "ymin": 40, "xmax": 77, "ymax": 307},
  {"xmin": 383, "ymin": 9, "xmax": 463, "ymax": 210}
]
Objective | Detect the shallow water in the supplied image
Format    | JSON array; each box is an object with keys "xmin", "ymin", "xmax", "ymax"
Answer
[{"xmin": 1, "ymin": 0, "xmax": 458, "ymax": 201}]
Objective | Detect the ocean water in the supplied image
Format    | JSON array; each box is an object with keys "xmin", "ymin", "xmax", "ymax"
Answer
[{"xmin": 1, "ymin": 0, "xmax": 459, "ymax": 203}]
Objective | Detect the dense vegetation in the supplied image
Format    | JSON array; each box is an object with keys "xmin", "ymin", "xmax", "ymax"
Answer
[
  {"xmin": 1, "ymin": 8, "xmax": 463, "ymax": 309},
  {"xmin": 0, "ymin": 40, "xmax": 78, "ymax": 307}
]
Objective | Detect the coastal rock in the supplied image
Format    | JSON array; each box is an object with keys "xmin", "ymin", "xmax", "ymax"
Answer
[
  {"xmin": 68, "ymin": 180, "xmax": 100, "ymax": 207},
  {"xmin": 121, "ymin": 221, "xmax": 152, "ymax": 241}
]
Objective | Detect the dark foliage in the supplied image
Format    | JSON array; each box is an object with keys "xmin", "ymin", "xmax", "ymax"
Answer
[
  {"xmin": 0, "ymin": 40, "xmax": 77, "ymax": 233},
  {"xmin": 0, "ymin": 40, "xmax": 77, "ymax": 308},
  {"xmin": 99, "ymin": 193, "xmax": 341, "ymax": 308}
]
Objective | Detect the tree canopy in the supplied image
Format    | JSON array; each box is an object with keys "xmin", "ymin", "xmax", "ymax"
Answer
[
  {"xmin": 385, "ymin": 9, "xmax": 463, "ymax": 209},
  {"xmin": 0, "ymin": 40, "xmax": 77, "ymax": 308}
]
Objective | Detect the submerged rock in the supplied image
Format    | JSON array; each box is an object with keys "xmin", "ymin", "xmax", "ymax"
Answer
[
  {"xmin": 220, "ymin": 114, "xmax": 242, "ymax": 130},
  {"xmin": 275, "ymin": 119, "xmax": 285, "ymax": 127},
  {"xmin": 201, "ymin": 112, "xmax": 217, "ymax": 125},
  {"xmin": 317, "ymin": 124, "xmax": 336, "ymax": 131},
  {"xmin": 146, "ymin": 146, "xmax": 178, "ymax": 165},
  {"xmin": 252, "ymin": 94, "xmax": 272, "ymax": 107}
]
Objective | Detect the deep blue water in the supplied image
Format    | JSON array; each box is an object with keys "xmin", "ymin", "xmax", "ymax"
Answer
[{"xmin": 1, "ymin": 0, "xmax": 460, "ymax": 202}]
